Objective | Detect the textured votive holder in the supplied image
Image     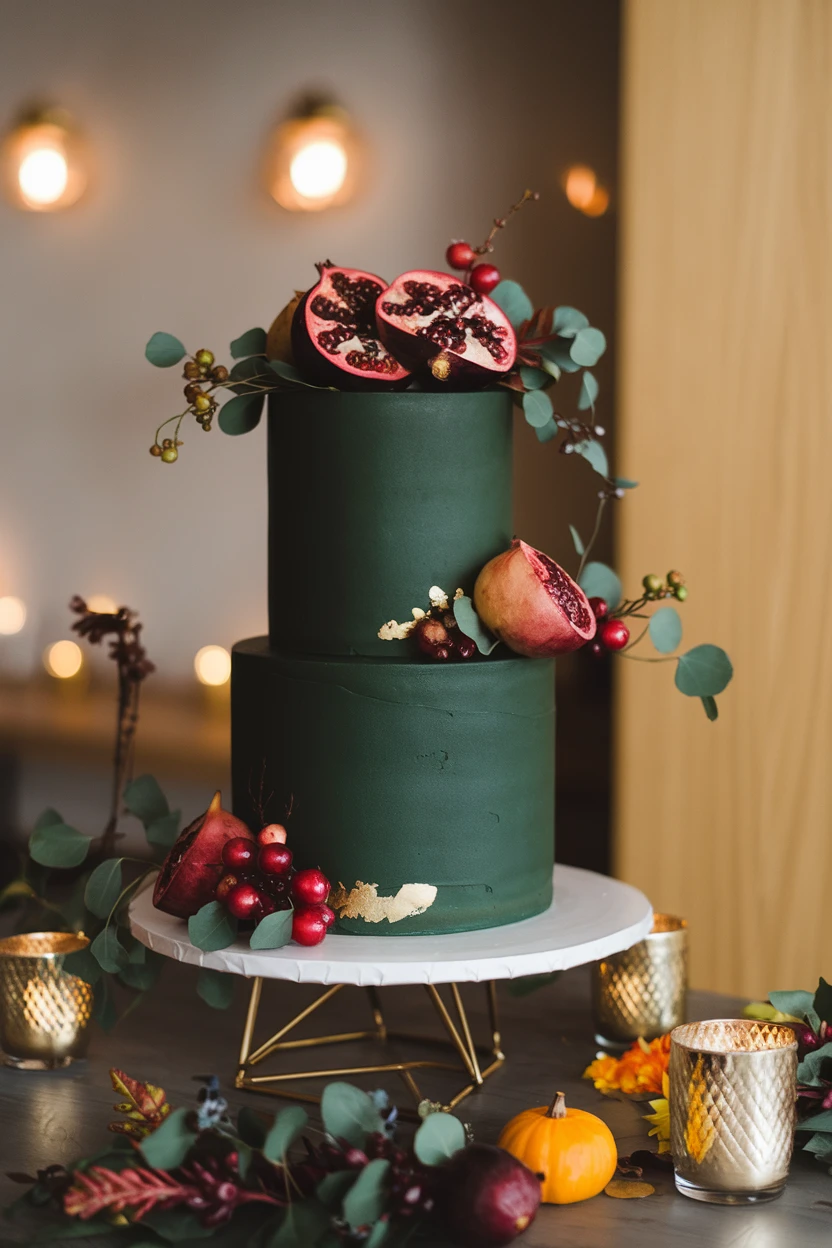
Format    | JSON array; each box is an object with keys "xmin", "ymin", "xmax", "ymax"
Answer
[
  {"xmin": 669, "ymin": 1019, "xmax": 797, "ymax": 1205},
  {"xmin": 0, "ymin": 931, "xmax": 94, "ymax": 1069},
  {"xmin": 591, "ymin": 913, "xmax": 687, "ymax": 1048}
]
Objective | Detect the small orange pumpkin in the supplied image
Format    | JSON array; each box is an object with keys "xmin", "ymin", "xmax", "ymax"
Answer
[{"xmin": 497, "ymin": 1090, "xmax": 617, "ymax": 1205}]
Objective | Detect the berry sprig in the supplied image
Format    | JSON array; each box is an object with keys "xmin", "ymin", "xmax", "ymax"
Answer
[
  {"xmin": 445, "ymin": 189, "xmax": 540, "ymax": 294},
  {"xmin": 589, "ymin": 571, "xmax": 687, "ymax": 655}
]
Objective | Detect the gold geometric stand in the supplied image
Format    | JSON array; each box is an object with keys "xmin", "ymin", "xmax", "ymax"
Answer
[{"xmin": 235, "ymin": 978, "xmax": 505, "ymax": 1116}]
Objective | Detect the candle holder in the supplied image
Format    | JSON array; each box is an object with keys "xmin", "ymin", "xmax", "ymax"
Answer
[
  {"xmin": 591, "ymin": 913, "xmax": 687, "ymax": 1048},
  {"xmin": 669, "ymin": 1019, "xmax": 797, "ymax": 1204},
  {"xmin": 0, "ymin": 932, "xmax": 94, "ymax": 1069}
]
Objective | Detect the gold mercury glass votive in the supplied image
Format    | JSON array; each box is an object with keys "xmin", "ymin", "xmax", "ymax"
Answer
[
  {"xmin": 591, "ymin": 913, "xmax": 688, "ymax": 1048},
  {"xmin": 669, "ymin": 1019, "xmax": 797, "ymax": 1204},
  {"xmin": 0, "ymin": 932, "xmax": 94, "ymax": 1069}
]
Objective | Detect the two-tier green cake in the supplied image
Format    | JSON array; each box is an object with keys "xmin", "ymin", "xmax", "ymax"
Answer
[{"xmin": 230, "ymin": 389, "xmax": 555, "ymax": 936}]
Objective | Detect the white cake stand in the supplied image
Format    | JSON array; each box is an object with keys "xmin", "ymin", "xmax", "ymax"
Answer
[{"xmin": 130, "ymin": 865, "xmax": 652, "ymax": 1113}]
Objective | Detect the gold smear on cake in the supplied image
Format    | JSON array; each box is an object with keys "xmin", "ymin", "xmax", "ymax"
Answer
[
  {"xmin": 378, "ymin": 588, "xmax": 465, "ymax": 641},
  {"xmin": 331, "ymin": 881, "xmax": 438, "ymax": 923}
]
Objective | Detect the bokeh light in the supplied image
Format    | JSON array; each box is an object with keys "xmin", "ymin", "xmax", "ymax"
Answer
[
  {"xmin": 0, "ymin": 596, "xmax": 26, "ymax": 635},
  {"xmin": 289, "ymin": 139, "xmax": 348, "ymax": 201},
  {"xmin": 564, "ymin": 164, "xmax": 610, "ymax": 217},
  {"xmin": 2, "ymin": 110, "xmax": 88, "ymax": 212},
  {"xmin": 87, "ymin": 594, "xmax": 118, "ymax": 614},
  {"xmin": 44, "ymin": 639, "xmax": 83, "ymax": 679},
  {"xmin": 194, "ymin": 644, "xmax": 231, "ymax": 687}
]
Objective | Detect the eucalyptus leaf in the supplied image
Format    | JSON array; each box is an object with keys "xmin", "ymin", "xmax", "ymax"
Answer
[
  {"xmin": 795, "ymin": 1109, "xmax": 832, "ymax": 1133},
  {"xmin": 674, "ymin": 645, "xmax": 733, "ymax": 697},
  {"xmin": 365, "ymin": 1218, "xmax": 391, "ymax": 1248},
  {"xmin": 579, "ymin": 561, "xmax": 622, "ymax": 611},
  {"xmin": 229, "ymin": 356, "xmax": 277, "ymax": 394},
  {"xmin": 146, "ymin": 810, "xmax": 181, "ymax": 848},
  {"xmin": 453, "ymin": 595, "xmax": 501, "ymax": 656},
  {"xmin": 271, "ymin": 1201, "xmax": 330, "ymax": 1247},
  {"xmin": 413, "ymin": 1111, "xmax": 466, "ymax": 1165},
  {"xmin": 250, "ymin": 907, "xmax": 294, "ymax": 950},
  {"xmin": 140, "ymin": 1107, "xmax": 197, "ymax": 1169},
  {"xmin": 522, "ymin": 389, "xmax": 553, "ymax": 429},
  {"xmin": 490, "ymin": 280, "xmax": 533, "ymax": 328},
  {"xmin": 145, "ymin": 332, "xmax": 187, "ymax": 368},
  {"xmin": 188, "ymin": 901, "xmax": 237, "ymax": 953},
  {"xmin": 196, "ymin": 966, "xmax": 236, "ymax": 1009},
  {"xmin": 569, "ymin": 525, "xmax": 584, "ymax": 556},
  {"xmin": 802, "ymin": 1132, "xmax": 832, "ymax": 1157},
  {"xmin": 615, "ymin": 477, "xmax": 639, "ymax": 490},
  {"xmin": 141, "ymin": 1205, "xmax": 216, "ymax": 1241},
  {"xmin": 317, "ymin": 1170, "xmax": 356, "ymax": 1208},
  {"xmin": 123, "ymin": 774, "xmax": 169, "ymax": 825},
  {"xmin": 342, "ymin": 1158, "xmax": 390, "ymax": 1230},
  {"xmin": 535, "ymin": 416, "xmax": 560, "ymax": 443},
  {"xmin": 91, "ymin": 925, "xmax": 128, "ymax": 974},
  {"xmin": 219, "ymin": 392, "xmax": 264, "ymax": 436},
  {"xmin": 769, "ymin": 989, "xmax": 814, "ymax": 1018},
  {"xmin": 320, "ymin": 1082, "xmax": 382, "ymax": 1148},
  {"xmin": 230, "ymin": 327, "xmax": 267, "ymax": 359},
  {"xmin": 539, "ymin": 356, "xmax": 561, "ymax": 382},
  {"xmin": 518, "ymin": 365, "xmax": 550, "ymax": 391},
  {"xmin": 263, "ymin": 1105, "xmax": 309, "ymax": 1162},
  {"xmin": 539, "ymin": 340, "xmax": 581, "ymax": 373},
  {"xmin": 35, "ymin": 807, "xmax": 63, "ymax": 830},
  {"xmin": 649, "ymin": 607, "xmax": 682, "ymax": 654},
  {"xmin": 569, "ymin": 326, "xmax": 606, "ymax": 367},
  {"xmin": 552, "ymin": 306, "xmax": 590, "ymax": 337},
  {"xmin": 574, "ymin": 438, "xmax": 608, "ymax": 479},
  {"xmin": 63, "ymin": 945, "xmax": 103, "ymax": 985},
  {"xmin": 119, "ymin": 960, "xmax": 162, "ymax": 991},
  {"xmin": 701, "ymin": 695, "xmax": 719, "ymax": 721},
  {"xmin": 577, "ymin": 371, "xmax": 599, "ymax": 411},
  {"xmin": 236, "ymin": 1105, "xmax": 270, "ymax": 1147},
  {"xmin": 84, "ymin": 858, "xmax": 123, "ymax": 919},
  {"xmin": 29, "ymin": 822, "xmax": 92, "ymax": 869},
  {"xmin": 797, "ymin": 1042, "xmax": 832, "ymax": 1087}
]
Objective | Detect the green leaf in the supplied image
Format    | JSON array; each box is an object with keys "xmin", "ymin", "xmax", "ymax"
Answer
[
  {"xmin": 539, "ymin": 340, "xmax": 581, "ymax": 373},
  {"xmin": 539, "ymin": 356, "xmax": 562, "ymax": 382},
  {"xmin": 91, "ymin": 925, "xmax": 128, "ymax": 974},
  {"xmin": 63, "ymin": 945, "xmax": 103, "ymax": 985},
  {"xmin": 145, "ymin": 332, "xmax": 187, "ymax": 368},
  {"xmin": 35, "ymin": 807, "xmax": 63, "ymax": 830},
  {"xmin": 263, "ymin": 1105, "xmax": 309, "ymax": 1162},
  {"xmin": 146, "ymin": 810, "xmax": 181, "ymax": 849},
  {"xmin": 219, "ymin": 392, "xmax": 264, "ymax": 436},
  {"xmin": 343, "ymin": 1158, "xmax": 390, "ymax": 1231},
  {"xmin": 518, "ymin": 364, "xmax": 550, "ymax": 391},
  {"xmin": 29, "ymin": 822, "xmax": 92, "ymax": 869},
  {"xmin": 675, "ymin": 645, "xmax": 734, "ymax": 697},
  {"xmin": 577, "ymin": 371, "xmax": 599, "ymax": 411},
  {"xmin": 119, "ymin": 958, "xmax": 163, "ymax": 991},
  {"xmin": 230, "ymin": 327, "xmax": 267, "ymax": 359},
  {"xmin": 552, "ymin": 306, "xmax": 590, "ymax": 337},
  {"xmin": 140, "ymin": 1107, "xmax": 197, "ymax": 1169},
  {"xmin": 413, "ymin": 1111, "xmax": 466, "ymax": 1165},
  {"xmin": 123, "ymin": 774, "xmax": 169, "ymax": 825},
  {"xmin": 250, "ymin": 907, "xmax": 294, "ymax": 950},
  {"xmin": 797, "ymin": 1041, "xmax": 832, "ymax": 1087},
  {"xmin": 803, "ymin": 1132, "xmax": 832, "ymax": 1157},
  {"xmin": 490, "ymin": 280, "xmax": 533, "ymax": 328},
  {"xmin": 649, "ymin": 607, "xmax": 682, "ymax": 654},
  {"xmin": 814, "ymin": 977, "xmax": 832, "ymax": 1025},
  {"xmin": 769, "ymin": 989, "xmax": 814, "ymax": 1018},
  {"xmin": 317, "ymin": 1169, "xmax": 357, "ymax": 1209},
  {"xmin": 569, "ymin": 524, "xmax": 584, "ymax": 556},
  {"xmin": 453, "ymin": 595, "xmax": 501, "ymax": 656},
  {"xmin": 92, "ymin": 976, "xmax": 117, "ymax": 1031},
  {"xmin": 196, "ymin": 966, "xmax": 236, "ymax": 1009},
  {"xmin": 270, "ymin": 1201, "xmax": 330, "ymax": 1248},
  {"xmin": 236, "ymin": 1105, "xmax": 270, "ymax": 1147},
  {"xmin": 574, "ymin": 438, "xmax": 608, "ymax": 479},
  {"xmin": 701, "ymin": 695, "xmax": 719, "ymax": 721},
  {"xmin": 615, "ymin": 477, "xmax": 639, "ymax": 490},
  {"xmin": 569, "ymin": 326, "xmax": 606, "ymax": 367},
  {"xmin": 579, "ymin": 561, "xmax": 622, "ymax": 611},
  {"xmin": 522, "ymin": 389, "xmax": 553, "ymax": 429},
  {"xmin": 508, "ymin": 971, "xmax": 561, "ymax": 996},
  {"xmin": 229, "ymin": 356, "xmax": 278, "ymax": 394},
  {"xmin": 535, "ymin": 416, "xmax": 560, "ymax": 443},
  {"xmin": 320, "ymin": 1082, "xmax": 381, "ymax": 1148},
  {"xmin": 365, "ymin": 1219, "xmax": 391, "ymax": 1247},
  {"xmin": 141, "ymin": 1204, "xmax": 216, "ymax": 1241},
  {"xmin": 84, "ymin": 858, "xmax": 123, "ymax": 919},
  {"xmin": 188, "ymin": 900, "xmax": 237, "ymax": 953},
  {"xmin": 796, "ymin": 1109, "xmax": 832, "ymax": 1133}
]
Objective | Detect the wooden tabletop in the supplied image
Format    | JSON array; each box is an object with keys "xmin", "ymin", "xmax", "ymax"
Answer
[{"xmin": 1, "ymin": 965, "xmax": 830, "ymax": 1245}]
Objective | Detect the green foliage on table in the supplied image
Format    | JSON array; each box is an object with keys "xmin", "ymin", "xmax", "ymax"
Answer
[{"xmin": 413, "ymin": 1109, "xmax": 466, "ymax": 1165}]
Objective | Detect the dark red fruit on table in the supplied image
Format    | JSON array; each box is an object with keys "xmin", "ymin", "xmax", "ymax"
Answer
[
  {"xmin": 215, "ymin": 873, "xmax": 238, "ymax": 902},
  {"xmin": 414, "ymin": 616, "xmax": 451, "ymax": 657},
  {"xmin": 376, "ymin": 270, "xmax": 517, "ymax": 389},
  {"xmin": 258, "ymin": 843, "xmax": 293, "ymax": 876},
  {"xmin": 254, "ymin": 890, "xmax": 277, "ymax": 918},
  {"xmin": 152, "ymin": 791, "xmax": 255, "ymax": 919},
  {"xmin": 793, "ymin": 1022, "xmax": 821, "ymax": 1058},
  {"xmin": 437, "ymin": 1144, "xmax": 541, "ymax": 1248},
  {"xmin": 453, "ymin": 634, "xmax": 478, "ymax": 660},
  {"xmin": 588, "ymin": 596, "xmax": 609, "ymax": 621},
  {"xmin": 317, "ymin": 903, "xmax": 336, "ymax": 929},
  {"xmin": 292, "ymin": 906, "xmax": 328, "ymax": 947},
  {"xmin": 291, "ymin": 262, "xmax": 412, "ymax": 391},
  {"xmin": 469, "ymin": 262, "xmax": 501, "ymax": 295},
  {"xmin": 599, "ymin": 618, "xmax": 630, "ymax": 651},
  {"xmin": 292, "ymin": 868, "xmax": 331, "ymax": 907},
  {"xmin": 258, "ymin": 823, "xmax": 288, "ymax": 846},
  {"xmin": 446, "ymin": 241, "xmax": 476, "ymax": 270},
  {"xmin": 222, "ymin": 836, "xmax": 256, "ymax": 871},
  {"xmin": 225, "ymin": 881, "xmax": 262, "ymax": 920}
]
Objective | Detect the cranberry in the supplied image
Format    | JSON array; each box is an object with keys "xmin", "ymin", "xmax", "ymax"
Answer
[
  {"xmin": 588, "ymin": 596, "xmax": 609, "ymax": 621},
  {"xmin": 258, "ymin": 823, "xmax": 288, "ymax": 846},
  {"xmin": 292, "ymin": 868, "xmax": 331, "ymax": 907},
  {"xmin": 445, "ymin": 241, "xmax": 476, "ymax": 271},
  {"xmin": 292, "ymin": 906, "xmax": 328, "ymax": 947},
  {"xmin": 316, "ymin": 903, "xmax": 336, "ymax": 929},
  {"xmin": 469, "ymin": 262, "xmax": 501, "ymax": 295},
  {"xmin": 453, "ymin": 635, "xmax": 477, "ymax": 660},
  {"xmin": 225, "ymin": 881, "xmax": 262, "ymax": 920},
  {"xmin": 258, "ymin": 844, "xmax": 293, "ymax": 876},
  {"xmin": 215, "ymin": 873, "xmax": 238, "ymax": 902},
  {"xmin": 599, "ymin": 619, "xmax": 630, "ymax": 651},
  {"xmin": 222, "ymin": 836, "xmax": 256, "ymax": 871}
]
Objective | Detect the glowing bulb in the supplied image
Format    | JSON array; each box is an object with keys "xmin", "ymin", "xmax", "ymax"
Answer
[
  {"xmin": 289, "ymin": 140, "xmax": 347, "ymax": 200},
  {"xmin": 18, "ymin": 147, "xmax": 68, "ymax": 206},
  {"xmin": 2, "ymin": 109, "xmax": 88, "ymax": 212},
  {"xmin": 266, "ymin": 99, "xmax": 360, "ymax": 212},
  {"xmin": 194, "ymin": 644, "xmax": 231, "ymax": 687},
  {"xmin": 0, "ymin": 596, "xmax": 26, "ymax": 635},
  {"xmin": 44, "ymin": 639, "xmax": 83, "ymax": 679},
  {"xmin": 86, "ymin": 594, "xmax": 118, "ymax": 614}
]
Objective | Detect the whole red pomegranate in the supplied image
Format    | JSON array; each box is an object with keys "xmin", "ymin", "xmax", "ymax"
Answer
[
  {"xmin": 437, "ymin": 1144, "xmax": 541, "ymax": 1247},
  {"xmin": 473, "ymin": 540, "xmax": 596, "ymax": 657},
  {"xmin": 292, "ymin": 262, "xmax": 411, "ymax": 390},
  {"xmin": 376, "ymin": 270, "xmax": 517, "ymax": 388},
  {"xmin": 152, "ymin": 792, "xmax": 254, "ymax": 919}
]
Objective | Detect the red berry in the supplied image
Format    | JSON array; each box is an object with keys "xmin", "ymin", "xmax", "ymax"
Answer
[
  {"xmin": 258, "ymin": 843, "xmax": 293, "ymax": 876},
  {"xmin": 222, "ymin": 836, "xmax": 256, "ymax": 870},
  {"xmin": 446, "ymin": 241, "xmax": 476, "ymax": 271},
  {"xmin": 453, "ymin": 635, "xmax": 477, "ymax": 660},
  {"xmin": 258, "ymin": 823, "xmax": 288, "ymax": 846},
  {"xmin": 599, "ymin": 619, "xmax": 630, "ymax": 651},
  {"xmin": 292, "ymin": 906, "xmax": 328, "ymax": 947},
  {"xmin": 254, "ymin": 890, "xmax": 277, "ymax": 918},
  {"xmin": 316, "ymin": 903, "xmax": 336, "ymax": 929},
  {"xmin": 588, "ymin": 596, "xmax": 609, "ymax": 621},
  {"xmin": 292, "ymin": 868, "xmax": 331, "ymax": 907},
  {"xmin": 469, "ymin": 262, "xmax": 501, "ymax": 294},
  {"xmin": 215, "ymin": 873, "xmax": 238, "ymax": 901},
  {"xmin": 225, "ymin": 881, "xmax": 261, "ymax": 920}
]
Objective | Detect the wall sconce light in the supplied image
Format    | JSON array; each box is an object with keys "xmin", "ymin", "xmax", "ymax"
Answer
[
  {"xmin": 563, "ymin": 164, "xmax": 609, "ymax": 218},
  {"xmin": 265, "ymin": 95, "xmax": 361, "ymax": 213},
  {"xmin": 2, "ymin": 106, "xmax": 88, "ymax": 212}
]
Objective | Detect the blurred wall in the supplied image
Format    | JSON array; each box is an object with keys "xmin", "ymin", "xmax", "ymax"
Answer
[{"xmin": 617, "ymin": 0, "xmax": 832, "ymax": 995}]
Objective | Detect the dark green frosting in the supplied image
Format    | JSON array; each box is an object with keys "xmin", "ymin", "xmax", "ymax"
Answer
[
  {"xmin": 267, "ymin": 390, "xmax": 513, "ymax": 656},
  {"xmin": 232, "ymin": 639, "xmax": 554, "ymax": 935}
]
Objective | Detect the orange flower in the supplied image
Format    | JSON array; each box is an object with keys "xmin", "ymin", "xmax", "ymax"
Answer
[{"xmin": 583, "ymin": 1034, "xmax": 671, "ymax": 1097}]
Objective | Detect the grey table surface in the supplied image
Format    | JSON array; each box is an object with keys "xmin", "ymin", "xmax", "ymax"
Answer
[{"xmin": 1, "ymin": 962, "xmax": 830, "ymax": 1246}]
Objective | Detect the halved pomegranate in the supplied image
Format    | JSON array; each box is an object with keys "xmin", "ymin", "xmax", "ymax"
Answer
[
  {"xmin": 473, "ymin": 539, "xmax": 596, "ymax": 657},
  {"xmin": 376, "ymin": 270, "xmax": 517, "ymax": 388},
  {"xmin": 152, "ymin": 791, "xmax": 254, "ymax": 919},
  {"xmin": 291, "ymin": 262, "xmax": 412, "ymax": 390}
]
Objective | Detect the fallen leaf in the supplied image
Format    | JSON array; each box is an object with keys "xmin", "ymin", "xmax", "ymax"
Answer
[{"xmin": 605, "ymin": 1179, "xmax": 655, "ymax": 1199}]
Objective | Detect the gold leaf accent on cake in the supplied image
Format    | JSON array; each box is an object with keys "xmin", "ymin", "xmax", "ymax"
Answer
[
  {"xmin": 429, "ymin": 586, "xmax": 449, "ymax": 609},
  {"xmin": 331, "ymin": 881, "xmax": 438, "ymax": 923},
  {"xmin": 377, "ymin": 607, "xmax": 426, "ymax": 641}
]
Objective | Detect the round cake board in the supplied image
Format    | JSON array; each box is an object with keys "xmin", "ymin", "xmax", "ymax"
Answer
[{"xmin": 129, "ymin": 865, "xmax": 653, "ymax": 988}]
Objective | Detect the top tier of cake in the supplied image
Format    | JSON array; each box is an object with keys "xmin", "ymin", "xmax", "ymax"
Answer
[{"xmin": 267, "ymin": 389, "xmax": 513, "ymax": 656}]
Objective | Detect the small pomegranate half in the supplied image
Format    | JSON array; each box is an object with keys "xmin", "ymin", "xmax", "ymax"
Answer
[
  {"xmin": 376, "ymin": 270, "xmax": 517, "ymax": 388},
  {"xmin": 291, "ymin": 262, "xmax": 412, "ymax": 391},
  {"xmin": 152, "ymin": 791, "xmax": 254, "ymax": 919},
  {"xmin": 437, "ymin": 1143, "xmax": 541, "ymax": 1247},
  {"xmin": 474, "ymin": 539, "xmax": 597, "ymax": 657}
]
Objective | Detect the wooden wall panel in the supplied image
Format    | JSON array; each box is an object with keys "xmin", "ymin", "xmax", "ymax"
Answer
[{"xmin": 617, "ymin": 0, "xmax": 832, "ymax": 996}]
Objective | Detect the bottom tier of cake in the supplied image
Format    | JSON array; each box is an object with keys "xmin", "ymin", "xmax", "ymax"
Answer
[{"xmin": 231, "ymin": 638, "xmax": 555, "ymax": 936}]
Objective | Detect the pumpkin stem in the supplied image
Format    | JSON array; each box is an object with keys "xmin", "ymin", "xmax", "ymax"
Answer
[{"xmin": 546, "ymin": 1091, "xmax": 567, "ymax": 1119}]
